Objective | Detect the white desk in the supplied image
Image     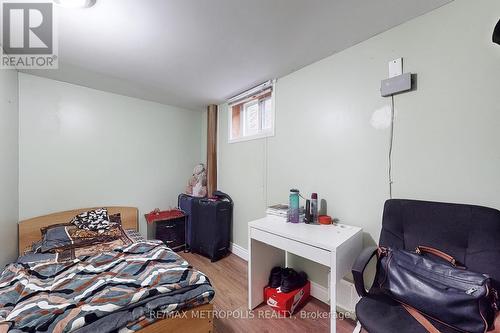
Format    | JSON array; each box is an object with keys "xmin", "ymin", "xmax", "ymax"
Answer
[{"xmin": 248, "ymin": 216, "xmax": 363, "ymax": 333}]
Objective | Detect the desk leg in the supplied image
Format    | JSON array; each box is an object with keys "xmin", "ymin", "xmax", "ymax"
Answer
[
  {"xmin": 248, "ymin": 236, "xmax": 285, "ymax": 310},
  {"xmin": 330, "ymin": 251, "xmax": 337, "ymax": 333}
]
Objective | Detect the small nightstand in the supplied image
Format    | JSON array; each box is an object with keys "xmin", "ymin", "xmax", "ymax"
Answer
[{"xmin": 145, "ymin": 210, "xmax": 186, "ymax": 251}]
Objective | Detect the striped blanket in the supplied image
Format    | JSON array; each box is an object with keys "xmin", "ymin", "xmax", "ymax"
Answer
[{"xmin": 0, "ymin": 241, "xmax": 214, "ymax": 333}]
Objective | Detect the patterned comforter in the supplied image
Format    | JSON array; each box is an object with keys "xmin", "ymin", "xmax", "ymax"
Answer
[{"xmin": 0, "ymin": 241, "xmax": 215, "ymax": 333}]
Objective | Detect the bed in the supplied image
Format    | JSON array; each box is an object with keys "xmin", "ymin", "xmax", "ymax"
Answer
[{"xmin": 0, "ymin": 207, "xmax": 214, "ymax": 333}]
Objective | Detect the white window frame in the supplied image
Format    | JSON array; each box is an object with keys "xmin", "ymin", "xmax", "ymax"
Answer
[{"xmin": 227, "ymin": 80, "xmax": 276, "ymax": 144}]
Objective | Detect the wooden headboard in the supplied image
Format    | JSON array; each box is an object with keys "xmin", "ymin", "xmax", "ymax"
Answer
[{"xmin": 18, "ymin": 206, "xmax": 139, "ymax": 254}]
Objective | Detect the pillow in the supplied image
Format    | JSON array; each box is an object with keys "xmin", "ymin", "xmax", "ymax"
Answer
[
  {"xmin": 35, "ymin": 225, "xmax": 72, "ymax": 253},
  {"xmin": 36, "ymin": 221, "xmax": 123, "ymax": 253},
  {"xmin": 71, "ymin": 208, "xmax": 110, "ymax": 231}
]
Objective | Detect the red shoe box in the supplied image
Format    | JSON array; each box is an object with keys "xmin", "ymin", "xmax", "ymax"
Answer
[{"xmin": 264, "ymin": 281, "xmax": 311, "ymax": 316}]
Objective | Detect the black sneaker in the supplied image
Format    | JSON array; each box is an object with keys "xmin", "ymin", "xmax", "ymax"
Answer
[
  {"xmin": 268, "ymin": 266, "xmax": 283, "ymax": 288},
  {"xmin": 281, "ymin": 268, "xmax": 308, "ymax": 293}
]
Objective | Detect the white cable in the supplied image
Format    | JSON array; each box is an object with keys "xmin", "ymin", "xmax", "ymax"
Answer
[
  {"xmin": 388, "ymin": 95, "xmax": 395, "ymax": 199},
  {"xmin": 264, "ymin": 136, "xmax": 268, "ymax": 207}
]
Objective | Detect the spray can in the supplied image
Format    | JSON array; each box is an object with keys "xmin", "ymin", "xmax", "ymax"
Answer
[
  {"xmin": 311, "ymin": 193, "xmax": 318, "ymax": 223},
  {"xmin": 304, "ymin": 199, "xmax": 311, "ymax": 223}
]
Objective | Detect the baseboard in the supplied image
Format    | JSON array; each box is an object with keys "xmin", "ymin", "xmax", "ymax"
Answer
[
  {"xmin": 229, "ymin": 242, "xmax": 358, "ymax": 315},
  {"xmin": 229, "ymin": 242, "xmax": 248, "ymax": 261},
  {"xmin": 309, "ymin": 280, "xmax": 329, "ymax": 303}
]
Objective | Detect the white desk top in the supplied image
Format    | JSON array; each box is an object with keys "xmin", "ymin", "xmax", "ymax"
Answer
[{"xmin": 248, "ymin": 215, "xmax": 362, "ymax": 251}]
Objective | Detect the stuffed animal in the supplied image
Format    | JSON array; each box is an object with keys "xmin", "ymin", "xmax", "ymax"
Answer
[{"xmin": 186, "ymin": 163, "xmax": 207, "ymax": 197}]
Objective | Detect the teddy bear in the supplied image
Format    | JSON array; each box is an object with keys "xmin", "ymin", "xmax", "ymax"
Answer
[{"xmin": 186, "ymin": 163, "xmax": 207, "ymax": 197}]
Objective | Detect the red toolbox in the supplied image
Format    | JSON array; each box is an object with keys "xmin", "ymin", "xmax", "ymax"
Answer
[{"xmin": 264, "ymin": 281, "xmax": 311, "ymax": 316}]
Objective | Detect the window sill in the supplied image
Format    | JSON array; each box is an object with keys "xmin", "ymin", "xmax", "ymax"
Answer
[{"xmin": 228, "ymin": 131, "xmax": 274, "ymax": 144}]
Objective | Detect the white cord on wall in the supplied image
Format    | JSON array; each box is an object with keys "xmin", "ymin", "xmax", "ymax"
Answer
[
  {"xmin": 263, "ymin": 135, "xmax": 269, "ymax": 208},
  {"xmin": 388, "ymin": 95, "xmax": 395, "ymax": 199}
]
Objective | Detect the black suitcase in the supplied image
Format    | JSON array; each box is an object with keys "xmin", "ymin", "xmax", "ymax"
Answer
[
  {"xmin": 178, "ymin": 193, "xmax": 202, "ymax": 251},
  {"xmin": 181, "ymin": 191, "xmax": 233, "ymax": 262}
]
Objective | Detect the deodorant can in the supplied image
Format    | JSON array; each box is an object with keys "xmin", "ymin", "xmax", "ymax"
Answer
[
  {"xmin": 304, "ymin": 199, "xmax": 311, "ymax": 224},
  {"xmin": 311, "ymin": 193, "xmax": 318, "ymax": 223}
]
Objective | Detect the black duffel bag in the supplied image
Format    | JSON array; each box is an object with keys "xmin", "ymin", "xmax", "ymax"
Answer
[{"xmin": 377, "ymin": 246, "xmax": 499, "ymax": 333}]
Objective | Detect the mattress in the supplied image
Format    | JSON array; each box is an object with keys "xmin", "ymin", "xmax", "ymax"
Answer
[{"xmin": 0, "ymin": 240, "xmax": 215, "ymax": 333}]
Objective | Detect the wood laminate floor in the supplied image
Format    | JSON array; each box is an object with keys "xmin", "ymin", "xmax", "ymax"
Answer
[{"xmin": 180, "ymin": 252, "xmax": 356, "ymax": 333}]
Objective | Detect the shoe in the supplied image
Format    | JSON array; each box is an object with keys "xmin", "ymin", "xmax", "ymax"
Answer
[
  {"xmin": 268, "ymin": 266, "xmax": 283, "ymax": 288},
  {"xmin": 281, "ymin": 268, "xmax": 308, "ymax": 293}
]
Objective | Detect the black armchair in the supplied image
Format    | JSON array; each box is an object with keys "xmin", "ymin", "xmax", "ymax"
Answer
[{"xmin": 352, "ymin": 199, "xmax": 500, "ymax": 333}]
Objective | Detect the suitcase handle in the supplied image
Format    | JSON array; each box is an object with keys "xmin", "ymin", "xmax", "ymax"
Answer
[{"xmin": 212, "ymin": 190, "xmax": 233, "ymax": 204}]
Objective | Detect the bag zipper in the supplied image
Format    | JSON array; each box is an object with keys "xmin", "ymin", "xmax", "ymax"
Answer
[
  {"xmin": 394, "ymin": 251, "xmax": 488, "ymax": 286},
  {"xmin": 466, "ymin": 287, "xmax": 479, "ymax": 295}
]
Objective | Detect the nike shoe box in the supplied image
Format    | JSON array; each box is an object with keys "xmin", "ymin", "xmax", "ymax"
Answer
[{"xmin": 264, "ymin": 281, "xmax": 311, "ymax": 316}]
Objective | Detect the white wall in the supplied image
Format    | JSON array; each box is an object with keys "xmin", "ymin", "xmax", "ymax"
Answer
[
  {"xmin": 0, "ymin": 69, "xmax": 19, "ymax": 267},
  {"xmin": 218, "ymin": 0, "xmax": 500, "ymax": 287},
  {"xmin": 19, "ymin": 74, "xmax": 203, "ymax": 236}
]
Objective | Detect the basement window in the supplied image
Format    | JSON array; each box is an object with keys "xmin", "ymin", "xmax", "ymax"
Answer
[{"xmin": 228, "ymin": 80, "xmax": 275, "ymax": 143}]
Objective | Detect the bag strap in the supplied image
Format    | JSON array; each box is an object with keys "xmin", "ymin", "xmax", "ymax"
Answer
[
  {"xmin": 415, "ymin": 246, "xmax": 464, "ymax": 268},
  {"xmin": 402, "ymin": 303, "xmax": 441, "ymax": 333}
]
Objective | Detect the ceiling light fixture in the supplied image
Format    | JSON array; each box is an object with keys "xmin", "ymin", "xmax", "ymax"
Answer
[{"xmin": 53, "ymin": 0, "xmax": 96, "ymax": 9}]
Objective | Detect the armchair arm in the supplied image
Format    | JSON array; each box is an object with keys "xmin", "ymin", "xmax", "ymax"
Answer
[{"xmin": 352, "ymin": 246, "xmax": 379, "ymax": 297}]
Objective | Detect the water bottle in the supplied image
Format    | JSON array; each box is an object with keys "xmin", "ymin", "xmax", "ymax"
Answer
[{"xmin": 288, "ymin": 189, "xmax": 300, "ymax": 223}]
